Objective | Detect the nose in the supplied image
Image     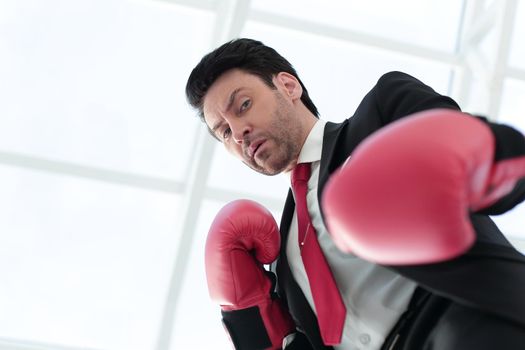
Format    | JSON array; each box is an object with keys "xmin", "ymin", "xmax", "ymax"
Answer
[{"xmin": 231, "ymin": 121, "xmax": 251, "ymax": 144}]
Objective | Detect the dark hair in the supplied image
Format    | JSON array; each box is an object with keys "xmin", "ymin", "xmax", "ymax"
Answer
[{"xmin": 185, "ymin": 38, "xmax": 319, "ymax": 121}]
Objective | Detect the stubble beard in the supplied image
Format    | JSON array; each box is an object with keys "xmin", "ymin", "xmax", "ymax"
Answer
[{"xmin": 246, "ymin": 93, "xmax": 303, "ymax": 176}]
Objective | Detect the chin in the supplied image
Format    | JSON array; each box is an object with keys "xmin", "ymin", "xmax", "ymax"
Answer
[
  {"xmin": 255, "ymin": 166, "xmax": 277, "ymax": 176},
  {"xmin": 262, "ymin": 163, "xmax": 288, "ymax": 176},
  {"xmin": 250, "ymin": 155, "xmax": 288, "ymax": 176},
  {"xmin": 250, "ymin": 162, "xmax": 278, "ymax": 176},
  {"xmin": 263, "ymin": 169, "xmax": 281, "ymax": 176}
]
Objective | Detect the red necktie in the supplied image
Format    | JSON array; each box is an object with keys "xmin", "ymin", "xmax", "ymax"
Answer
[{"xmin": 291, "ymin": 162, "xmax": 346, "ymax": 345}]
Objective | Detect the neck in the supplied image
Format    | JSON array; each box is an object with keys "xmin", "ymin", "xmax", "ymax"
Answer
[
  {"xmin": 284, "ymin": 109, "xmax": 319, "ymax": 174},
  {"xmin": 299, "ymin": 109, "xmax": 319, "ymax": 149}
]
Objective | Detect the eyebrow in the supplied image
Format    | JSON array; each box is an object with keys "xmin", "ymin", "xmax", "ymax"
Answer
[
  {"xmin": 210, "ymin": 88, "xmax": 242, "ymax": 138},
  {"xmin": 210, "ymin": 120, "xmax": 224, "ymax": 137},
  {"xmin": 225, "ymin": 88, "xmax": 241, "ymax": 113}
]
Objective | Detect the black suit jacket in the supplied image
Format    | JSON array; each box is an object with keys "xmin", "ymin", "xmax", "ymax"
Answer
[{"xmin": 272, "ymin": 71, "xmax": 525, "ymax": 349}]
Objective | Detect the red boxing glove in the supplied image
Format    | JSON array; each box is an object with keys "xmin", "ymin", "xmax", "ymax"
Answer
[
  {"xmin": 322, "ymin": 109, "xmax": 525, "ymax": 265},
  {"xmin": 205, "ymin": 199, "xmax": 295, "ymax": 349}
]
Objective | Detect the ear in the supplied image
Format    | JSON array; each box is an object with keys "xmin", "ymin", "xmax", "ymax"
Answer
[{"xmin": 274, "ymin": 72, "xmax": 303, "ymax": 101}]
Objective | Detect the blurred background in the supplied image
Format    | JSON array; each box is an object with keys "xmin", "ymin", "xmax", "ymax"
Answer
[{"xmin": 0, "ymin": 0, "xmax": 524, "ymax": 349}]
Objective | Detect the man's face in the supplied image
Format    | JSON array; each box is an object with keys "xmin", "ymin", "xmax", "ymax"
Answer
[{"xmin": 203, "ymin": 69, "xmax": 305, "ymax": 175}]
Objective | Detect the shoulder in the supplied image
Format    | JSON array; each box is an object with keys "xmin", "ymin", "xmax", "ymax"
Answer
[{"xmin": 375, "ymin": 71, "xmax": 424, "ymax": 91}]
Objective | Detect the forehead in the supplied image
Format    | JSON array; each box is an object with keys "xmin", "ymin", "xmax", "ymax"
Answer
[{"xmin": 202, "ymin": 69, "xmax": 265, "ymax": 122}]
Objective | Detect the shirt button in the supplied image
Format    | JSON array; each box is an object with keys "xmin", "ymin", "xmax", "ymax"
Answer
[{"xmin": 359, "ymin": 333, "xmax": 371, "ymax": 345}]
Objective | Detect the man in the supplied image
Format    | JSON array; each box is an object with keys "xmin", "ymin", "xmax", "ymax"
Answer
[{"xmin": 186, "ymin": 38, "xmax": 525, "ymax": 349}]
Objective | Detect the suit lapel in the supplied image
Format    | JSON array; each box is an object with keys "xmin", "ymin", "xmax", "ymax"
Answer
[
  {"xmin": 318, "ymin": 121, "xmax": 348, "ymax": 207},
  {"xmin": 279, "ymin": 190, "xmax": 295, "ymax": 256}
]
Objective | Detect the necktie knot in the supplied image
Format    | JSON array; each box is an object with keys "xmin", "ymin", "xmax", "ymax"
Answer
[{"xmin": 292, "ymin": 162, "xmax": 311, "ymax": 187}]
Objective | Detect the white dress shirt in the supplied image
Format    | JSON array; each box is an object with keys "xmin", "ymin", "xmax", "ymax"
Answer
[{"xmin": 285, "ymin": 119, "xmax": 417, "ymax": 350}]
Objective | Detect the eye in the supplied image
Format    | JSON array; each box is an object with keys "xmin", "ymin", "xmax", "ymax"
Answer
[
  {"xmin": 222, "ymin": 127, "xmax": 231, "ymax": 140},
  {"xmin": 239, "ymin": 99, "xmax": 251, "ymax": 113}
]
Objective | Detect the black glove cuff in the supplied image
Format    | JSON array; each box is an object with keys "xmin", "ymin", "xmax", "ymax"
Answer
[
  {"xmin": 222, "ymin": 306, "xmax": 272, "ymax": 350},
  {"xmin": 473, "ymin": 116, "xmax": 525, "ymax": 215}
]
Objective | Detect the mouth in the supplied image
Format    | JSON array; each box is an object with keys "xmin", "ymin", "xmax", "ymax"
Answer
[{"xmin": 247, "ymin": 139, "xmax": 266, "ymax": 161}]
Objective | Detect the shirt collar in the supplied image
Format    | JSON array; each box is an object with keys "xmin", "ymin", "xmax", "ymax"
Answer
[
  {"xmin": 284, "ymin": 119, "xmax": 326, "ymax": 179},
  {"xmin": 297, "ymin": 119, "xmax": 326, "ymax": 164}
]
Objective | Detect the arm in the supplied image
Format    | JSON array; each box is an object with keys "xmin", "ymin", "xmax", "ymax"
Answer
[
  {"xmin": 374, "ymin": 72, "xmax": 525, "ymax": 213},
  {"xmin": 322, "ymin": 109, "xmax": 525, "ymax": 265},
  {"xmin": 205, "ymin": 200, "xmax": 311, "ymax": 349}
]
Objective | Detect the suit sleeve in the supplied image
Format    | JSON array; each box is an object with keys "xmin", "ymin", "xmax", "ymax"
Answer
[{"xmin": 373, "ymin": 71, "xmax": 461, "ymax": 124}]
